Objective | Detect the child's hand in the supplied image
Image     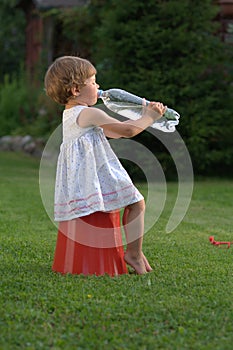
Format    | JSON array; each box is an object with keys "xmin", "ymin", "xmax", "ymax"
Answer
[{"xmin": 143, "ymin": 100, "xmax": 167, "ymax": 121}]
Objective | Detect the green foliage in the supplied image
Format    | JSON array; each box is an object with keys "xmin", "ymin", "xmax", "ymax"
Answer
[
  {"xmin": 0, "ymin": 72, "xmax": 34, "ymax": 136},
  {"xmin": 0, "ymin": 0, "xmax": 26, "ymax": 81},
  {"xmin": 57, "ymin": 6, "xmax": 94, "ymax": 59},
  {"xmin": 0, "ymin": 71, "xmax": 61, "ymax": 138},
  {"xmin": 29, "ymin": 93, "xmax": 62, "ymax": 138},
  {"xmin": 1, "ymin": 153, "xmax": 233, "ymax": 349},
  {"xmin": 90, "ymin": 0, "xmax": 233, "ymax": 176}
]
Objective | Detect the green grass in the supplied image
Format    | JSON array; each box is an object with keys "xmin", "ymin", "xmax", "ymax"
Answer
[{"xmin": 0, "ymin": 152, "xmax": 233, "ymax": 350}]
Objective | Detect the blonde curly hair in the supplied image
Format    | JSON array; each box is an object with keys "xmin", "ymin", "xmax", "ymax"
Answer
[{"xmin": 44, "ymin": 56, "xmax": 97, "ymax": 105}]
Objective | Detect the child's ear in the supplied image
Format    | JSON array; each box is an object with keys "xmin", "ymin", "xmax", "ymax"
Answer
[{"xmin": 71, "ymin": 85, "xmax": 80, "ymax": 97}]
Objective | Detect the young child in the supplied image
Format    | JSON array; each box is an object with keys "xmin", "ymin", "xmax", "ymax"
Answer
[{"xmin": 44, "ymin": 56, "xmax": 166, "ymax": 275}]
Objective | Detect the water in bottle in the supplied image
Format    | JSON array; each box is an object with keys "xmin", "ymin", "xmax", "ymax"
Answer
[{"xmin": 98, "ymin": 88, "xmax": 180, "ymax": 132}]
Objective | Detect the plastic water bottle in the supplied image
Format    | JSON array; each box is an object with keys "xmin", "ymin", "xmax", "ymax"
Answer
[{"xmin": 98, "ymin": 88, "xmax": 180, "ymax": 132}]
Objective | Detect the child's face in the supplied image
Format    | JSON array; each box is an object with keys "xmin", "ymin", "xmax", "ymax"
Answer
[{"xmin": 78, "ymin": 75, "xmax": 99, "ymax": 106}]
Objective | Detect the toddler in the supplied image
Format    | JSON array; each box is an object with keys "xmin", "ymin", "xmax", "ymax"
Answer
[{"xmin": 44, "ymin": 56, "xmax": 166, "ymax": 274}]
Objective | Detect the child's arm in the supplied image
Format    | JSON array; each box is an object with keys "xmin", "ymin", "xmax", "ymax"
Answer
[{"xmin": 78, "ymin": 102, "xmax": 166, "ymax": 139}]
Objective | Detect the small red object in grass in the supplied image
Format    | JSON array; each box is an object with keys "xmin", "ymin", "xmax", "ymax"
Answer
[{"xmin": 209, "ymin": 236, "xmax": 232, "ymax": 248}]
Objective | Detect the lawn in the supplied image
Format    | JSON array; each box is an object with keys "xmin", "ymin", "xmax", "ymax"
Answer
[{"xmin": 0, "ymin": 151, "xmax": 233, "ymax": 350}]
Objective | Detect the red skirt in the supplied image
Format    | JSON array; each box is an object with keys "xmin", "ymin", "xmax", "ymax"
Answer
[{"xmin": 52, "ymin": 211, "xmax": 128, "ymax": 276}]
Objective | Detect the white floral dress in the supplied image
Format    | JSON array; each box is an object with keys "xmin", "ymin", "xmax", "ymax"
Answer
[{"xmin": 54, "ymin": 106, "xmax": 143, "ymax": 221}]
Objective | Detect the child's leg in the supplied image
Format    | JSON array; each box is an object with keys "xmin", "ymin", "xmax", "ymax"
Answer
[{"xmin": 123, "ymin": 200, "xmax": 152, "ymax": 274}]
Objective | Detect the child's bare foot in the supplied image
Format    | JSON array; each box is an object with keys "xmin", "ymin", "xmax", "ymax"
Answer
[
  {"xmin": 142, "ymin": 253, "xmax": 153, "ymax": 272},
  {"xmin": 124, "ymin": 251, "xmax": 147, "ymax": 275}
]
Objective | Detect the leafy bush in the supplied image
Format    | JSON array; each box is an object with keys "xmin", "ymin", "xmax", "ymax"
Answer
[
  {"xmin": 90, "ymin": 0, "xmax": 233, "ymax": 176},
  {"xmin": 0, "ymin": 70, "xmax": 61, "ymax": 138},
  {"xmin": 0, "ymin": 0, "xmax": 26, "ymax": 81},
  {"xmin": 0, "ymin": 72, "xmax": 34, "ymax": 137}
]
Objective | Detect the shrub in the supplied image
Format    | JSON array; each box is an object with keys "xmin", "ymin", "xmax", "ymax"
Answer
[
  {"xmin": 90, "ymin": 0, "xmax": 233, "ymax": 176},
  {"xmin": 0, "ymin": 70, "xmax": 61, "ymax": 138}
]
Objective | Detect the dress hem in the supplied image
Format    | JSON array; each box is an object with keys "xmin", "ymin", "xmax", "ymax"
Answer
[{"xmin": 54, "ymin": 196, "xmax": 144, "ymax": 222}]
